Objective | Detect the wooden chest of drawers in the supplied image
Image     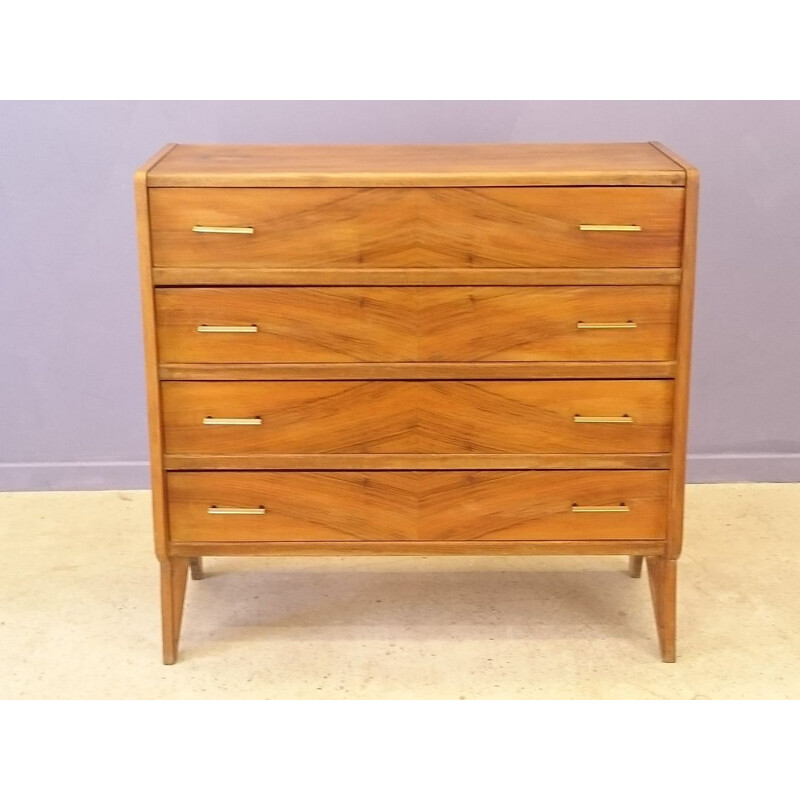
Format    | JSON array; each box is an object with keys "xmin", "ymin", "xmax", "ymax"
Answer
[{"xmin": 135, "ymin": 142, "xmax": 697, "ymax": 664}]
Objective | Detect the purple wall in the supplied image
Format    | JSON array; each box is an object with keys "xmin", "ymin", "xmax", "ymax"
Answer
[{"xmin": 2, "ymin": 101, "xmax": 799, "ymax": 489}]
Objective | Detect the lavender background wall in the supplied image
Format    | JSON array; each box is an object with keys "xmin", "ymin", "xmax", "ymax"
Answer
[{"xmin": 1, "ymin": 101, "xmax": 799, "ymax": 490}]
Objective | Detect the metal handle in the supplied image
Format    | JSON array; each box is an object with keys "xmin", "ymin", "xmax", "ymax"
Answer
[
  {"xmin": 579, "ymin": 224, "xmax": 641, "ymax": 232},
  {"xmin": 577, "ymin": 321, "xmax": 637, "ymax": 329},
  {"xmin": 573, "ymin": 415, "xmax": 633, "ymax": 424},
  {"xmin": 572, "ymin": 504, "xmax": 630, "ymax": 513},
  {"xmin": 192, "ymin": 225, "xmax": 254, "ymax": 235},
  {"xmin": 197, "ymin": 325, "xmax": 259, "ymax": 333},
  {"xmin": 208, "ymin": 506, "xmax": 266, "ymax": 515},
  {"xmin": 202, "ymin": 417, "xmax": 262, "ymax": 426}
]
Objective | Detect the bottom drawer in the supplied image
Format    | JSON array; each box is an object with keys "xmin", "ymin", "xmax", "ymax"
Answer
[{"xmin": 167, "ymin": 471, "xmax": 668, "ymax": 543}]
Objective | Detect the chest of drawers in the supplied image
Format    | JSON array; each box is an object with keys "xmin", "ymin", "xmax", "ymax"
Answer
[{"xmin": 135, "ymin": 142, "xmax": 698, "ymax": 664}]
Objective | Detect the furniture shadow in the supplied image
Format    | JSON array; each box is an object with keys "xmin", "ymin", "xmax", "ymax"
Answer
[{"xmin": 183, "ymin": 562, "xmax": 653, "ymax": 645}]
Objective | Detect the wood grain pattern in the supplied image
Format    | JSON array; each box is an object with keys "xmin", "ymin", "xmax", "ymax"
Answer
[
  {"xmin": 149, "ymin": 187, "xmax": 684, "ymax": 269},
  {"xmin": 146, "ymin": 143, "xmax": 686, "ymax": 187},
  {"xmin": 137, "ymin": 141, "xmax": 697, "ymax": 663},
  {"xmin": 155, "ymin": 286, "xmax": 679, "ymax": 364},
  {"xmin": 163, "ymin": 453, "xmax": 671, "ymax": 470},
  {"xmin": 161, "ymin": 380, "xmax": 674, "ymax": 456},
  {"xmin": 166, "ymin": 470, "xmax": 669, "ymax": 543},
  {"xmin": 159, "ymin": 362, "xmax": 677, "ymax": 380},
  {"xmin": 170, "ymin": 540, "xmax": 668, "ymax": 557},
  {"xmin": 152, "ymin": 266, "xmax": 682, "ymax": 287},
  {"xmin": 651, "ymin": 143, "xmax": 698, "ymax": 561},
  {"xmin": 135, "ymin": 143, "xmax": 176, "ymax": 564}
]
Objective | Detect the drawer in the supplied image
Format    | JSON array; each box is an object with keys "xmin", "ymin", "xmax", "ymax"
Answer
[
  {"xmin": 155, "ymin": 286, "xmax": 679, "ymax": 364},
  {"xmin": 149, "ymin": 187, "xmax": 684, "ymax": 269},
  {"xmin": 161, "ymin": 380, "xmax": 673, "ymax": 455},
  {"xmin": 166, "ymin": 470, "xmax": 669, "ymax": 543}
]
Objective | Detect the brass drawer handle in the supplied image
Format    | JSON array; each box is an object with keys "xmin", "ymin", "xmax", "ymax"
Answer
[
  {"xmin": 197, "ymin": 325, "xmax": 259, "ymax": 333},
  {"xmin": 192, "ymin": 225, "xmax": 254, "ymax": 235},
  {"xmin": 208, "ymin": 506, "xmax": 266, "ymax": 515},
  {"xmin": 202, "ymin": 417, "xmax": 262, "ymax": 426},
  {"xmin": 577, "ymin": 321, "xmax": 637, "ymax": 329},
  {"xmin": 572, "ymin": 504, "xmax": 630, "ymax": 513},
  {"xmin": 573, "ymin": 415, "xmax": 633, "ymax": 424},
  {"xmin": 579, "ymin": 224, "xmax": 641, "ymax": 232}
]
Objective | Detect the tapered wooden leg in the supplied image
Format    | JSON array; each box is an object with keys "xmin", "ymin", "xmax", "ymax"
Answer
[
  {"xmin": 160, "ymin": 557, "xmax": 190, "ymax": 665},
  {"xmin": 646, "ymin": 556, "xmax": 677, "ymax": 662},
  {"xmin": 628, "ymin": 555, "xmax": 644, "ymax": 578},
  {"xmin": 189, "ymin": 556, "xmax": 204, "ymax": 581}
]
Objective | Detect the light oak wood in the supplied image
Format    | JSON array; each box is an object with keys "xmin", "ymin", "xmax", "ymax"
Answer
[
  {"xmin": 153, "ymin": 266, "xmax": 682, "ymax": 287},
  {"xmin": 189, "ymin": 556, "xmax": 204, "ymax": 580},
  {"xmin": 163, "ymin": 454, "xmax": 671, "ymax": 470},
  {"xmin": 159, "ymin": 361, "xmax": 677, "ymax": 380},
  {"xmin": 161, "ymin": 380, "xmax": 674, "ymax": 456},
  {"xmin": 170, "ymin": 540, "xmax": 667, "ymax": 557},
  {"xmin": 156, "ymin": 286, "xmax": 679, "ymax": 364},
  {"xmin": 167, "ymin": 470, "xmax": 669, "ymax": 543},
  {"xmin": 147, "ymin": 143, "xmax": 686, "ymax": 187},
  {"xmin": 149, "ymin": 187, "xmax": 684, "ymax": 269}
]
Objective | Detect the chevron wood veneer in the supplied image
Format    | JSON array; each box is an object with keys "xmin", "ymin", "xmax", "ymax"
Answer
[
  {"xmin": 161, "ymin": 380, "xmax": 673, "ymax": 456},
  {"xmin": 167, "ymin": 470, "xmax": 669, "ymax": 543},
  {"xmin": 136, "ymin": 143, "xmax": 698, "ymax": 664},
  {"xmin": 150, "ymin": 186, "xmax": 683, "ymax": 269},
  {"xmin": 156, "ymin": 286, "xmax": 679, "ymax": 364}
]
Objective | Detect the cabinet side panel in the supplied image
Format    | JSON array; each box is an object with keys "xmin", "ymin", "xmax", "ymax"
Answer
[
  {"xmin": 651, "ymin": 143, "xmax": 698, "ymax": 559},
  {"xmin": 135, "ymin": 144, "xmax": 177, "ymax": 561}
]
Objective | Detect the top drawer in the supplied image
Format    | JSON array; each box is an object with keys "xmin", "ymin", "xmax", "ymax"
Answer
[{"xmin": 149, "ymin": 187, "xmax": 684, "ymax": 269}]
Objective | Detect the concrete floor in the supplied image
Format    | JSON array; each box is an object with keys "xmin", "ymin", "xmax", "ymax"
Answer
[{"xmin": 1, "ymin": 484, "xmax": 799, "ymax": 699}]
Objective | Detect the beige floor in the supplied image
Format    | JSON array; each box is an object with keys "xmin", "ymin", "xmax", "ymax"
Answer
[{"xmin": 1, "ymin": 484, "xmax": 799, "ymax": 699}]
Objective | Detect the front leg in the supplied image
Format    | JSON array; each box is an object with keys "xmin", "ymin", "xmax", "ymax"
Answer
[
  {"xmin": 646, "ymin": 556, "xmax": 677, "ymax": 662},
  {"xmin": 160, "ymin": 557, "xmax": 190, "ymax": 665}
]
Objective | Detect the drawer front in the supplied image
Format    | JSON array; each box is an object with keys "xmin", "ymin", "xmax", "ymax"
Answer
[
  {"xmin": 149, "ymin": 187, "xmax": 683, "ymax": 269},
  {"xmin": 167, "ymin": 470, "xmax": 668, "ymax": 543},
  {"xmin": 156, "ymin": 286, "xmax": 679, "ymax": 364},
  {"xmin": 162, "ymin": 380, "xmax": 673, "ymax": 455}
]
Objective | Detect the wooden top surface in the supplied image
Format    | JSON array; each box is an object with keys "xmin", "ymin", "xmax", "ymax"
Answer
[{"xmin": 145, "ymin": 142, "xmax": 686, "ymax": 187}]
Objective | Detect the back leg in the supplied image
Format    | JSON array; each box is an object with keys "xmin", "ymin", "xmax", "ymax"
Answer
[{"xmin": 628, "ymin": 555, "xmax": 644, "ymax": 578}]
